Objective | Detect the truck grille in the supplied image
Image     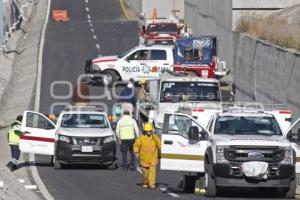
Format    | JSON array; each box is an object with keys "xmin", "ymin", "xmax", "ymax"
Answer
[
  {"xmin": 73, "ymin": 137, "xmax": 100, "ymax": 145},
  {"xmin": 224, "ymin": 146, "xmax": 284, "ymax": 163}
]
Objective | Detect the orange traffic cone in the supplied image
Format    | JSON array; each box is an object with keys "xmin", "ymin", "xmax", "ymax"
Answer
[
  {"xmin": 152, "ymin": 8, "xmax": 158, "ymax": 23},
  {"xmin": 52, "ymin": 10, "xmax": 70, "ymax": 22}
]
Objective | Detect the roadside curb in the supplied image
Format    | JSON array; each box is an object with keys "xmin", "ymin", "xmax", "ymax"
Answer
[{"xmin": 0, "ymin": 0, "xmax": 53, "ymax": 199}]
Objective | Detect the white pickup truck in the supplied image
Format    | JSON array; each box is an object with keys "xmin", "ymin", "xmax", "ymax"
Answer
[
  {"xmin": 161, "ymin": 103, "xmax": 299, "ymax": 198},
  {"xmin": 19, "ymin": 106, "xmax": 117, "ymax": 169},
  {"xmin": 85, "ymin": 45, "xmax": 174, "ymax": 86},
  {"xmin": 136, "ymin": 71, "xmax": 223, "ymax": 134}
]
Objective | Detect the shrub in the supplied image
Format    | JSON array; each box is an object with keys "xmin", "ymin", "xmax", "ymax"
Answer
[{"xmin": 235, "ymin": 13, "xmax": 300, "ymax": 51}]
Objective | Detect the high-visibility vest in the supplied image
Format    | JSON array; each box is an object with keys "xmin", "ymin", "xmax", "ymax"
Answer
[
  {"xmin": 118, "ymin": 116, "xmax": 136, "ymax": 140},
  {"xmin": 8, "ymin": 121, "xmax": 22, "ymax": 145}
]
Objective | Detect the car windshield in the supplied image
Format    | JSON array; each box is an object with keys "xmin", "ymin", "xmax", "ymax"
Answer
[
  {"xmin": 118, "ymin": 47, "xmax": 136, "ymax": 58},
  {"xmin": 160, "ymin": 81, "xmax": 221, "ymax": 103},
  {"xmin": 214, "ymin": 116, "xmax": 282, "ymax": 136},
  {"xmin": 147, "ymin": 23, "xmax": 178, "ymax": 34},
  {"xmin": 61, "ymin": 114, "xmax": 109, "ymax": 128}
]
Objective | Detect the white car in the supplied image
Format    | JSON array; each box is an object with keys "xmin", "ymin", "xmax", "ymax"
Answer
[
  {"xmin": 85, "ymin": 45, "xmax": 174, "ymax": 86},
  {"xmin": 160, "ymin": 103, "xmax": 300, "ymax": 198},
  {"xmin": 19, "ymin": 106, "xmax": 117, "ymax": 169}
]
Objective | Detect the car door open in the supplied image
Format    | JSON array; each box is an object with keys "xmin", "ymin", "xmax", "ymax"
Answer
[
  {"xmin": 286, "ymin": 118, "xmax": 300, "ymax": 173},
  {"xmin": 20, "ymin": 111, "xmax": 56, "ymax": 155},
  {"xmin": 160, "ymin": 112, "xmax": 210, "ymax": 172}
]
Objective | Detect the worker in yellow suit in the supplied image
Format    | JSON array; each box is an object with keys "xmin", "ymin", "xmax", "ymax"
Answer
[{"xmin": 134, "ymin": 123, "xmax": 161, "ymax": 189}]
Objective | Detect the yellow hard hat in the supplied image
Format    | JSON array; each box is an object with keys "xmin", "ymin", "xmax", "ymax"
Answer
[{"xmin": 143, "ymin": 123, "xmax": 153, "ymax": 132}]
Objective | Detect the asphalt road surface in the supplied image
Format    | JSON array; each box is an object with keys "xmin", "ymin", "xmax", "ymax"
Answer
[{"xmin": 35, "ymin": 0, "xmax": 293, "ymax": 199}]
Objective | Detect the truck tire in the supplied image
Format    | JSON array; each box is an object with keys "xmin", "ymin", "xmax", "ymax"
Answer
[
  {"xmin": 54, "ymin": 155, "xmax": 62, "ymax": 170},
  {"xmin": 103, "ymin": 70, "xmax": 118, "ymax": 87},
  {"xmin": 205, "ymin": 164, "xmax": 217, "ymax": 197},
  {"xmin": 284, "ymin": 177, "xmax": 296, "ymax": 198},
  {"xmin": 183, "ymin": 175, "xmax": 196, "ymax": 193}
]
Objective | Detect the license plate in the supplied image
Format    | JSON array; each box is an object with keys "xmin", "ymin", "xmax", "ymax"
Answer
[
  {"xmin": 81, "ymin": 146, "xmax": 93, "ymax": 152},
  {"xmin": 202, "ymin": 70, "xmax": 208, "ymax": 76}
]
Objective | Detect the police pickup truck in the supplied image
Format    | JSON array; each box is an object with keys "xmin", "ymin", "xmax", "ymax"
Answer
[
  {"xmin": 19, "ymin": 106, "xmax": 117, "ymax": 169},
  {"xmin": 85, "ymin": 45, "xmax": 174, "ymax": 86},
  {"xmin": 161, "ymin": 103, "xmax": 299, "ymax": 198},
  {"xmin": 136, "ymin": 70, "xmax": 223, "ymax": 134}
]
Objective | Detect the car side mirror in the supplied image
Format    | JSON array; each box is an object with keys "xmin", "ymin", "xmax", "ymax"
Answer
[
  {"xmin": 188, "ymin": 126, "xmax": 200, "ymax": 140},
  {"xmin": 125, "ymin": 57, "xmax": 130, "ymax": 63}
]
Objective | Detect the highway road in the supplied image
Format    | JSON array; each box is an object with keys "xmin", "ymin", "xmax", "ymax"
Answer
[{"xmin": 34, "ymin": 0, "xmax": 293, "ymax": 199}]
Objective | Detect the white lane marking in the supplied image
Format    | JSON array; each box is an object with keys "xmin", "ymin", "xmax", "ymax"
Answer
[
  {"xmin": 136, "ymin": 166, "xmax": 180, "ymax": 198},
  {"xmin": 24, "ymin": 185, "xmax": 38, "ymax": 190},
  {"xmin": 88, "ymin": 19, "xmax": 92, "ymax": 23},
  {"xmin": 90, "ymin": 28, "xmax": 95, "ymax": 32},
  {"xmin": 93, "ymin": 35, "xmax": 97, "ymax": 39},
  {"xmin": 87, "ymin": 14, "xmax": 91, "ymax": 19},
  {"xmin": 30, "ymin": 154, "xmax": 54, "ymax": 199},
  {"xmin": 32, "ymin": 4, "xmax": 55, "ymax": 200},
  {"xmin": 18, "ymin": 179, "xmax": 25, "ymax": 183},
  {"xmin": 0, "ymin": 181, "xmax": 3, "ymax": 188},
  {"xmin": 96, "ymin": 44, "xmax": 100, "ymax": 49},
  {"xmin": 160, "ymin": 187, "xmax": 180, "ymax": 198},
  {"xmin": 89, "ymin": 23, "xmax": 93, "ymax": 27},
  {"xmin": 85, "ymin": 0, "xmax": 88, "ymax": 3},
  {"xmin": 85, "ymin": 7, "xmax": 89, "ymax": 12},
  {"xmin": 35, "ymin": 0, "xmax": 53, "ymax": 112}
]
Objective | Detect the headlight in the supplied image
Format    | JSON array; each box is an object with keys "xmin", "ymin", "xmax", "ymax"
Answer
[
  {"xmin": 58, "ymin": 135, "xmax": 71, "ymax": 143},
  {"xmin": 280, "ymin": 148, "xmax": 292, "ymax": 164},
  {"xmin": 103, "ymin": 136, "xmax": 114, "ymax": 144},
  {"xmin": 216, "ymin": 146, "xmax": 229, "ymax": 163}
]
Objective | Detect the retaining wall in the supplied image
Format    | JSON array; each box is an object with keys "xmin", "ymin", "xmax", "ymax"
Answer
[
  {"xmin": 185, "ymin": 0, "xmax": 300, "ymax": 119},
  {"xmin": 233, "ymin": 33, "xmax": 300, "ymax": 119}
]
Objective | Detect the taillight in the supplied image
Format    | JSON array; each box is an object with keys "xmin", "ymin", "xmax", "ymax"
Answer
[
  {"xmin": 279, "ymin": 110, "xmax": 291, "ymax": 114},
  {"xmin": 193, "ymin": 108, "xmax": 204, "ymax": 112}
]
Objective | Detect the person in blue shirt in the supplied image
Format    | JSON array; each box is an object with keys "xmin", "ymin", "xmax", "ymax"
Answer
[{"xmin": 118, "ymin": 81, "xmax": 136, "ymax": 107}]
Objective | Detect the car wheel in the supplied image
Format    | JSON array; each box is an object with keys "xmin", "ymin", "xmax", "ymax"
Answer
[
  {"xmin": 103, "ymin": 70, "xmax": 118, "ymax": 87},
  {"xmin": 284, "ymin": 176, "xmax": 296, "ymax": 198},
  {"xmin": 205, "ymin": 163, "xmax": 217, "ymax": 197},
  {"xmin": 183, "ymin": 175, "xmax": 196, "ymax": 193}
]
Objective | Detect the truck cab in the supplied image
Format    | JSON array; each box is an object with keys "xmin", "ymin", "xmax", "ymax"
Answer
[
  {"xmin": 137, "ymin": 71, "xmax": 222, "ymax": 134},
  {"xmin": 161, "ymin": 103, "xmax": 299, "ymax": 198},
  {"xmin": 85, "ymin": 45, "xmax": 174, "ymax": 86},
  {"xmin": 173, "ymin": 36, "xmax": 229, "ymax": 78},
  {"xmin": 19, "ymin": 106, "xmax": 117, "ymax": 169},
  {"xmin": 140, "ymin": 22, "xmax": 181, "ymax": 45}
]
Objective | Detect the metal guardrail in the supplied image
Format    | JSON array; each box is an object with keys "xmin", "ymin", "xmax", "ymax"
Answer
[{"xmin": 1, "ymin": 0, "xmax": 34, "ymax": 49}]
